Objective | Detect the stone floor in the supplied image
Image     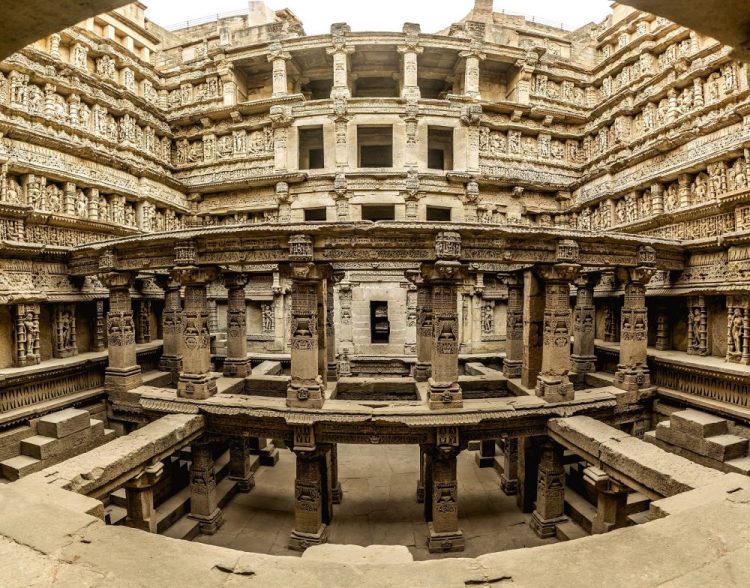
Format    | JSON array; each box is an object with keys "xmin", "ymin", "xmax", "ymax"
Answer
[{"xmin": 195, "ymin": 444, "xmax": 557, "ymax": 560}]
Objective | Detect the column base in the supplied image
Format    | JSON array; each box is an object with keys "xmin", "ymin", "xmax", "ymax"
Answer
[
  {"xmin": 502, "ymin": 359, "xmax": 522, "ymax": 379},
  {"xmin": 288, "ymin": 524, "xmax": 328, "ymax": 552},
  {"xmin": 414, "ymin": 362, "xmax": 431, "ymax": 382},
  {"xmin": 570, "ymin": 354, "xmax": 597, "ymax": 375},
  {"xmin": 500, "ymin": 475, "xmax": 518, "ymax": 496},
  {"xmin": 223, "ymin": 357, "xmax": 251, "ymax": 378},
  {"xmin": 427, "ymin": 523, "xmax": 465, "ymax": 553},
  {"xmin": 286, "ymin": 381, "xmax": 325, "ymax": 408},
  {"xmin": 535, "ymin": 375, "xmax": 574, "ymax": 403},
  {"xmin": 427, "ymin": 379, "xmax": 462, "ymax": 410},
  {"xmin": 104, "ymin": 366, "xmax": 143, "ymax": 393},
  {"xmin": 54, "ymin": 349, "xmax": 78, "ymax": 359},
  {"xmin": 530, "ymin": 511, "xmax": 567, "ymax": 539},
  {"xmin": 229, "ymin": 474, "xmax": 255, "ymax": 493},
  {"xmin": 126, "ymin": 518, "xmax": 157, "ymax": 534},
  {"xmin": 190, "ymin": 508, "xmax": 223, "ymax": 535},
  {"xmin": 178, "ymin": 373, "xmax": 218, "ymax": 400},
  {"xmin": 332, "ymin": 482, "xmax": 343, "ymax": 505},
  {"xmin": 614, "ymin": 365, "xmax": 655, "ymax": 402},
  {"xmin": 327, "ymin": 362, "xmax": 339, "ymax": 382}
]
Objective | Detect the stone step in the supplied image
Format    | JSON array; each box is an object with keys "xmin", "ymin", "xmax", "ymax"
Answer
[
  {"xmin": 627, "ymin": 510, "xmax": 651, "ymax": 526},
  {"xmin": 37, "ymin": 408, "xmax": 90, "ymax": 439},
  {"xmin": 162, "ymin": 515, "xmax": 200, "ymax": 541},
  {"xmin": 556, "ymin": 519, "xmax": 588, "ymax": 541},
  {"xmin": 104, "ymin": 504, "xmax": 127, "ymax": 526},
  {"xmin": 703, "ymin": 434, "xmax": 749, "ymax": 462},
  {"xmin": 564, "ymin": 487, "xmax": 596, "ymax": 534},
  {"xmin": 626, "ymin": 492, "xmax": 650, "ymax": 515},
  {"xmin": 724, "ymin": 456, "xmax": 750, "ymax": 475},
  {"xmin": 0, "ymin": 454, "xmax": 40, "ymax": 481},
  {"xmin": 20, "ymin": 419, "xmax": 105, "ymax": 460},
  {"xmin": 110, "ymin": 487, "xmax": 126, "ymax": 508},
  {"xmin": 155, "ymin": 486, "xmax": 191, "ymax": 534},
  {"xmin": 670, "ymin": 409, "xmax": 728, "ymax": 439}
]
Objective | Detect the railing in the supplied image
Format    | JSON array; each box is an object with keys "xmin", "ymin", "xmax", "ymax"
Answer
[{"xmin": 163, "ymin": 10, "xmax": 246, "ymax": 32}]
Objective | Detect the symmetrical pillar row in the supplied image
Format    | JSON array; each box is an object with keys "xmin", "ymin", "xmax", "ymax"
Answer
[
  {"xmin": 425, "ymin": 429, "xmax": 464, "ymax": 553},
  {"xmin": 172, "ymin": 267, "xmax": 218, "ymax": 400},
  {"xmin": 100, "ymin": 270, "xmax": 142, "ymax": 393},
  {"xmin": 502, "ymin": 273, "xmax": 523, "ymax": 378},
  {"xmin": 530, "ymin": 438, "xmax": 567, "ymax": 538},
  {"xmin": 159, "ymin": 278, "xmax": 182, "ymax": 378},
  {"xmin": 570, "ymin": 273, "xmax": 599, "ymax": 378},
  {"xmin": 125, "ymin": 462, "xmax": 163, "ymax": 533},
  {"xmin": 189, "ymin": 438, "xmax": 223, "ymax": 535},
  {"xmin": 223, "ymin": 272, "xmax": 251, "ymax": 378},
  {"xmin": 614, "ymin": 249, "xmax": 657, "ymax": 399},
  {"xmin": 535, "ymin": 263, "xmax": 580, "ymax": 403}
]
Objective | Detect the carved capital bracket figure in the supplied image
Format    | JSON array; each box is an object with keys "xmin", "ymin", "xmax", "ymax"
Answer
[
  {"xmin": 171, "ymin": 263, "xmax": 219, "ymax": 400},
  {"xmin": 499, "ymin": 272, "xmax": 524, "ymax": 378},
  {"xmin": 99, "ymin": 269, "xmax": 142, "ymax": 394},
  {"xmin": 614, "ymin": 247, "xmax": 657, "ymax": 402},
  {"xmin": 570, "ymin": 272, "xmax": 601, "ymax": 379},
  {"xmin": 222, "ymin": 270, "xmax": 251, "ymax": 378}
]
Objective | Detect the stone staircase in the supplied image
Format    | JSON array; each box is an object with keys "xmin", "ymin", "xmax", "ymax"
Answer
[
  {"xmin": 0, "ymin": 408, "xmax": 115, "ymax": 481},
  {"xmin": 645, "ymin": 409, "xmax": 750, "ymax": 475}
]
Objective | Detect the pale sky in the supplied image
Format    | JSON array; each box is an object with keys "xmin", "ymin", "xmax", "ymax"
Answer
[{"xmin": 144, "ymin": 1, "xmax": 613, "ymax": 34}]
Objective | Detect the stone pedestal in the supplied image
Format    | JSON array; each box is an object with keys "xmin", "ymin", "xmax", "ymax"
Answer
[
  {"xmin": 189, "ymin": 439, "xmax": 223, "ymax": 535},
  {"xmin": 289, "ymin": 447, "xmax": 330, "ymax": 551},
  {"xmin": 585, "ymin": 467, "xmax": 629, "ymax": 534},
  {"xmin": 571, "ymin": 273, "xmax": 599, "ymax": 378},
  {"xmin": 173, "ymin": 267, "xmax": 218, "ymax": 400},
  {"xmin": 223, "ymin": 272, "xmax": 251, "ymax": 378},
  {"xmin": 229, "ymin": 438, "xmax": 255, "ymax": 493},
  {"xmin": 501, "ymin": 274, "xmax": 523, "ymax": 378},
  {"xmin": 500, "ymin": 437, "xmax": 519, "ymax": 496},
  {"xmin": 535, "ymin": 263, "xmax": 580, "ymax": 403},
  {"xmin": 426, "ymin": 445, "xmax": 464, "ymax": 553},
  {"xmin": 530, "ymin": 439, "xmax": 567, "ymax": 538},
  {"xmin": 125, "ymin": 462, "xmax": 163, "ymax": 533},
  {"xmin": 475, "ymin": 439, "xmax": 496, "ymax": 468},
  {"xmin": 100, "ymin": 271, "xmax": 142, "ymax": 393},
  {"xmin": 159, "ymin": 279, "xmax": 182, "ymax": 378}
]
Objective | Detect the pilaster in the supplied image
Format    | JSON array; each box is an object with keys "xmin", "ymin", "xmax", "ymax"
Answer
[{"xmin": 223, "ymin": 271, "xmax": 251, "ymax": 378}]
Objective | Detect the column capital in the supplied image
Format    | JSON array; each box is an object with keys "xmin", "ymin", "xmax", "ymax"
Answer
[
  {"xmin": 498, "ymin": 271, "xmax": 523, "ymax": 288},
  {"xmin": 171, "ymin": 266, "xmax": 218, "ymax": 286},
  {"xmin": 222, "ymin": 270, "xmax": 250, "ymax": 289},
  {"xmin": 267, "ymin": 41, "xmax": 292, "ymax": 62},
  {"xmin": 536, "ymin": 262, "xmax": 581, "ymax": 284},
  {"xmin": 574, "ymin": 271, "xmax": 601, "ymax": 290},
  {"xmin": 421, "ymin": 260, "xmax": 466, "ymax": 283},
  {"xmin": 398, "ymin": 44, "xmax": 424, "ymax": 55},
  {"xmin": 98, "ymin": 270, "xmax": 136, "ymax": 290},
  {"xmin": 616, "ymin": 265, "xmax": 656, "ymax": 286}
]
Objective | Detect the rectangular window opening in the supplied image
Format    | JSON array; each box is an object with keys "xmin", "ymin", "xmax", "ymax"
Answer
[
  {"xmin": 370, "ymin": 301, "xmax": 390, "ymax": 343},
  {"xmin": 299, "ymin": 126, "xmax": 325, "ymax": 170},
  {"xmin": 358, "ymin": 125, "xmax": 393, "ymax": 168},
  {"xmin": 361, "ymin": 204, "xmax": 395, "ymax": 222},
  {"xmin": 426, "ymin": 206, "xmax": 452, "ymax": 222},
  {"xmin": 427, "ymin": 127, "xmax": 454, "ymax": 170},
  {"xmin": 304, "ymin": 207, "xmax": 327, "ymax": 222}
]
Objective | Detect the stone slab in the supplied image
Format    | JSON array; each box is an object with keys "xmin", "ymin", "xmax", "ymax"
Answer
[
  {"xmin": 37, "ymin": 408, "xmax": 90, "ymax": 439},
  {"xmin": 548, "ymin": 416, "xmax": 631, "ymax": 461},
  {"xmin": 670, "ymin": 409, "xmax": 728, "ymax": 439},
  {"xmin": 649, "ymin": 473, "xmax": 750, "ymax": 519},
  {"xmin": 20, "ymin": 419, "xmax": 105, "ymax": 460},
  {"xmin": 302, "ymin": 543, "xmax": 414, "ymax": 564}
]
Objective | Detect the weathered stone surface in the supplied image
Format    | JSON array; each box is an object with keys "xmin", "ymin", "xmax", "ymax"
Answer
[{"xmin": 37, "ymin": 408, "xmax": 91, "ymax": 439}]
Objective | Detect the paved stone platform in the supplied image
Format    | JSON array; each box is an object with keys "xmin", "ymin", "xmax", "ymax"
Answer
[{"xmin": 195, "ymin": 444, "xmax": 556, "ymax": 560}]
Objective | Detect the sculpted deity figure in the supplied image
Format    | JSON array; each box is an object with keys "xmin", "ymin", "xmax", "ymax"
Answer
[
  {"xmin": 693, "ymin": 174, "xmax": 708, "ymax": 202},
  {"xmin": 690, "ymin": 309, "xmax": 702, "ymax": 349},
  {"xmin": 730, "ymin": 159, "xmax": 748, "ymax": 191},
  {"xmin": 731, "ymin": 309, "xmax": 743, "ymax": 354},
  {"xmin": 23, "ymin": 310, "xmax": 38, "ymax": 357}
]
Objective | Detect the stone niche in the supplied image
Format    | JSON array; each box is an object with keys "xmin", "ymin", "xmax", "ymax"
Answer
[
  {"xmin": 351, "ymin": 279, "xmax": 408, "ymax": 356},
  {"xmin": 0, "ymin": 306, "xmax": 13, "ymax": 369}
]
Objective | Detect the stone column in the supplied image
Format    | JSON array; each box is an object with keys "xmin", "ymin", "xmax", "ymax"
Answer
[
  {"xmin": 159, "ymin": 279, "xmax": 182, "ymax": 377},
  {"xmin": 268, "ymin": 42, "xmax": 291, "ymax": 98},
  {"xmin": 501, "ymin": 273, "xmax": 523, "ymax": 378},
  {"xmin": 99, "ymin": 269, "xmax": 142, "ymax": 393},
  {"xmin": 585, "ymin": 466, "xmax": 629, "ymax": 534},
  {"xmin": 426, "ymin": 428, "xmax": 464, "ymax": 553},
  {"xmin": 604, "ymin": 300, "xmax": 620, "ymax": 343},
  {"xmin": 687, "ymin": 295, "xmax": 708, "ymax": 356},
  {"xmin": 655, "ymin": 305, "xmax": 671, "ymax": 351},
  {"xmin": 172, "ymin": 266, "xmax": 218, "ymax": 400},
  {"xmin": 136, "ymin": 300, "xmax": 151, "ymax": 344},
  {"xmin": 93, "ymin": 300, "xmax": 106, "ymax": 352},
  {"xmin": 405, "ymin": 271, "xmax": 433, "ymax": 382},
  {"xmin": 327, "ymin": 23, "xmax": 354, "ymax": 99},
  {"xmin": 326, "ymin": 278, "xmax": 337, "ymax": 381},
  {"xmin": 651, "ymin": 182, "xmax": 664, "ymax": 216},
  {"xmin": 330, "ymin": 443, "xmax": 343, "ymax": 504},
  {"xmin": 476, "ymin": 439, "xmax": 495, "ymax": 468},
  {"xmin": 398, "ymin": 23, "xmax": 423, "ymax": 100},
  {"xmin": 289, "ymin": 428, "xmax": 330, "ymax": 551},
  {"xmin": 189, "ymin": 438, "xmax": 223, "ymax": 534},
  {"xmin": 229, "ymin": 438, "xmax": 255, "ymax": 493},
  {"xmin": 571, "ymin": 273, "xmax": 599, "ymax": 378},
  {"xmin": 536, "ymin": 263, "xmax": 579, "ymax": 403},
  {"xmin": 417, "ymin": 444, "xmax": 428, "ymax": 503},
  {"xmin": 124, "ymin": 462, "xmax": 163, "ymax": 533},
  {"xmin": 521, "ymin": 270, "xmax": 545, "ymax": 389},
  {"xmin": 223, "ymin": 272, "xmax": 251, "ymax": 378},
  {"xmin": 500, "ymin": 436, "xmax": 519, "ymax": 496},
  {"xmin": 614, "ymin": 247, "xmax": 657, "ymax": 400},
  {"xmin": 516, "ymin": 436, "xmax": 541, "ymax": 513},
  {"xmin": 269, "ymin": 106, "xmax": 292, "ymax": 171},
  {"xmin": 459, "ymin": 42, "xmax": 485, "ymax": 99},
  {"xmin": 530, "ymin": 438, "xmax": 567, "ymax": 538},
  {"xmin": 14, "ymin": 303, "xmax": 41, "ymax": 367}
]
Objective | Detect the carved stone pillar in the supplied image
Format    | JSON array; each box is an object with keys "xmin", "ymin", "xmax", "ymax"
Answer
[
  {"xmin": 398, "ymin": 23, "xmax": 423, "ymax": 100},
  {"xmin": 516, "ymin": 436, "xmax": 542, "ymax": 513},
  {"xmin": 530, "ymin": 438, "xmax": 567, "ymax": 538},
  {"xmin": 14, "ymin": 303, "xmax": 40, "ymax": 367},
  {"xmin": 687, "ymin": 295, "xmax": 708, "ymax": 356},
  {"xmin": 406, "ymin": 271, "xmax": 432, "ymax": 382},
  {"xmin": 502, "ymin": 273, "xmax": 523, "ymax": 378},
  {"xmin": 417, "ymin": 443, "xmax": 428, "ymax": 503},
  {"xmin": 289, "ymin": 427, "xmax": 330, "ymax": 551},
  {"xmin": 287, "ymin": 237, "xmax": 326, "ymax": 408},
  {"xmin": 326, "ymin": 278, "xmax": 337, "ymax": 381},
  {"xmin": 90, "ymin": 299, "xmax": 106, "ymax": 352},
  {"xmin": 330, "ymin": 443, "xmax": 343, "ymax": 504},
  {"xmin": 229, "ymin": 437, "xmax": 255, "ymax": 493},
  {"xmin": 268, "ymin": 42, "xmax": 291, "ymax": 98},
  {"xmin": 270, "ymin": 106, "xmax": 292, "ymax": 171},
  {"xmin": 585, "ymin": 467, "xmax": 629, "ymax": 535},
  {"xmin": 655, "ymin": 305, "xmax": 671, "ymax": 351},
  {"xmin": 136, "ymin": 300, "xmax": 151, "ymax": 344},
  {"xmin": 726, "ymin": 296, "xmax": 750, "ymax": 364},
  {"xmin": 189, "ymin": 438, "xmax": 223, "ymax": 534},
  {"xmin": 124, "ymin": 462, "xmax": 163, "ymax": 533},
  {"xmin": 604, "ymin": 301, "xmax": 620, "ymax": 343},
  {"xmin": 223, "ymin": 272, "xmax": 251, "ymax": 378},
  {"xmin": 327, "ymin": 23, "xmax": 354, "ymax": 99},
  {"xmin": 615, "ymin": 247, "xmax": 657, "ymax": 399},
  {"xmin": 99, "ymin": 268, "xmax": 142, "ymax": 393},
  {"xmin": 500, "ymin": 436, "xmax": 519, "ymax": 496},
  {"xmin": 426, "ymin": 428, "xmax": 464, "ymax": 553},
  {"xmin": 571, "ymin": 273, "xmax": 599, "ymax": 377},
  {"xmin": 53, "ymin": 303, "xmax": 77, "ymax": 358},
  {"xmin": 459, "ymin": 42, "xmax": 485, "ymax": 99},
  {"xmin": 172, "ymin": 263, "xmax": 218, "ymax": 400},
  {"xmin": 651, "ymin": 182, "xmax": 664, "ymax": 216},
  {"xmin": 159, "ymin": 279, "xmax": 182, "ymax": 376},
  {"xmin": 536, "ymin": 262, "xmax": 579, "ymax": 403},
  {"xmin": 521, "ymin": 270, "xmax": 545, "ymax": 389}
]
